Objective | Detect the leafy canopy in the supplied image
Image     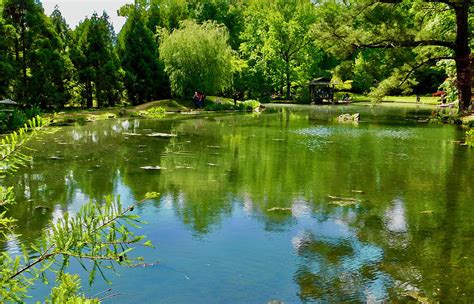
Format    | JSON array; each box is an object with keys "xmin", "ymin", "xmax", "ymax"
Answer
[{"xmin": 159, "ymin": 20, "xmax": 237, "ymax": 98}]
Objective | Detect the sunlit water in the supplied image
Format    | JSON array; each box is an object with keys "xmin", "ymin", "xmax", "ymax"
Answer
[{"xmin": 3, "ymin": 105, "xmax": 474, "ymax": 303}]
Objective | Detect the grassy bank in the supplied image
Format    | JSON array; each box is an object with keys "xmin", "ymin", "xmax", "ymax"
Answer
[{"xmin": 48, "ymin": 96, "xmax": 262, "ymax": 126}]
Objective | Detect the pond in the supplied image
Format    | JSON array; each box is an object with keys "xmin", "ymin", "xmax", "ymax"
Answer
[{"xmin": 3, "ymin": 104, "xmax": 474, "ymax": 303}]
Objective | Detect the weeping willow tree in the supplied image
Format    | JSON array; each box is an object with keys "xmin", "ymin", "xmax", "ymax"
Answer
[
  {"xmin": 0, "ymin": 117, "xmax": 156, "ymax": 302},
  {"xmin": 159, "ymin": 20, "xmax": 238, "ymax": 98}
]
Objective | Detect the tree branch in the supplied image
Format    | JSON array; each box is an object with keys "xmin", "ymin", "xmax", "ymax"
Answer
[
  {"xmin": 354, "ymin": 40, "xmax": 456, "ymax": 50},
  {"xmin": 398, "ymin": 56, "xmax": 455, "ymax": 87},
  {"xmin": 8, "ymin": 196, "xmax": 149, "ymax": 281}
]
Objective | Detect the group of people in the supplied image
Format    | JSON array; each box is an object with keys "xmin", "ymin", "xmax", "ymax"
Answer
[{"xmin": 193, "ymin": 91, "xmax": 206, "ymax": 108}]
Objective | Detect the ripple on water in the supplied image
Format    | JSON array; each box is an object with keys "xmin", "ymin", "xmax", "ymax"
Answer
[{"xmin": 294, "ymin": 126, "xmax": 416, "ymax": 151}]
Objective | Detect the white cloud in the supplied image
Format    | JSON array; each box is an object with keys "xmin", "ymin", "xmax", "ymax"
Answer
[{"xmin": 41, "ymin": 0, "xmax": 132, "ymax": 32}]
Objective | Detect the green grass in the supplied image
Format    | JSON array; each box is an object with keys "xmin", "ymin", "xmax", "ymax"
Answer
[
  {"xmin": 382, "ymin": 95, "xmax": 440, "ymax": 104},
  {"xmin": 347, "ymin": 94, "xmax": 441, "ymax": 105},
  {"xmin": 133, "ymin": 99, "xmax": 190, "ymax": 112}
]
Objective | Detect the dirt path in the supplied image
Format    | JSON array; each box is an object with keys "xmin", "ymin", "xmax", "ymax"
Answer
[{"xmin": 133, "ymin": 99, "xmax": 172, "ymax": 111}]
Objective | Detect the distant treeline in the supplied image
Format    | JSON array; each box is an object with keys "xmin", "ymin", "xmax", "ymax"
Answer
[{"xmin": 1, "ymin": 0, "xmax": 464, "ymax": 110}]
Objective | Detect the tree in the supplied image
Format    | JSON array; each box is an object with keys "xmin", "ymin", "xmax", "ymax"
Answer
[
  {"xmin": 159, "ymin": 20, "xmax": 236, "ymax": 98},
  {"xmin": 240, "ymin": 0, "xmax": 319, "ymax": 100},
  {"xmin": 189, "ymin": 0, "xmax": 246, "ymax": 50},
  {"xmin": 118, "ymin": 4, "xmax": 168, "ymax": 105},
  {"xmin": 148, "ymin": 0, "xmax": 190, "ymax": 31},
  {"xmin": 2, "ymin": 0, "xmax": 72, "ymax": 108},
  {"xmin": 70, "ymin": 12, "xmax": 123, "ymax": 108},
  {"xmin": 0, "ymin": 8, "xmax": 16, "ymax": 99},
  {"xmin": 315, "ymin": 0, "xmax": 472, "ymax": 111}
]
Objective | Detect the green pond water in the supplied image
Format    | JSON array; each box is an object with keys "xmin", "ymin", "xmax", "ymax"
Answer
[{"xmin": 3, "ymin": 104, "xmax": 474, "ymax": 303}]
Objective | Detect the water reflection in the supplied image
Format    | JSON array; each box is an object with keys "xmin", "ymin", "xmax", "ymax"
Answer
[
  {"xmin": 293, "ymin": 229, "xmax": 388, "ymax": 302},
  {"xmin": 3, "ymin": 106, "xmax": 474, "ymax": 302}
]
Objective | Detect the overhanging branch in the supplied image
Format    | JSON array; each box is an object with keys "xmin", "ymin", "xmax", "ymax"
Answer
[
  {"xmin": 398, "ymin": 56, "xmax": 455, "ymax": 87},
  {"xmin": 354, "ymin": 40, "xmax": 456, "ymax": 50}
]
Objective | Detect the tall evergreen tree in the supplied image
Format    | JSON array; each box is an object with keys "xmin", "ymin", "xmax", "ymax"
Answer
[
  {"xmin": 0, "ymin": 5, "xmax": 16, "ymax": 99},
  {"xmin": 118, "ymin": 4, "xmax": 168, "ymax": 105},
  {"xmin": 70, "ymin": 12, "xmax": 123, "ymax": 108},
  {"xmin": 2, "ymin": 0, "xmax": 71, "ymax": 108}
]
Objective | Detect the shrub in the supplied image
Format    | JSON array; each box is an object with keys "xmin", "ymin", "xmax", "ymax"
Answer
[
  {"xmin": 238, "ymin": 100, "xmax": 261, "ymax": 111},
  {"xmin": 295, "ymin": 86, "xmax": 311, "ymax": 104},
  {"xmin": 0, "ymin": 112, "xmax": 8, "ymax": 132},
  {"xmin": 25, "ymin": 105, "xmax": 42, "ymax": 119},
  {"xmin": 9, "ymin": 110, "xmax": 27, "ymax": 130},
  {"xmin": 145, "ymin": 106, "xmax": 166, "ymax": 118},
  {"xmin": 466, "ymin": 129, "xmax": 474, "ymax": 147}
]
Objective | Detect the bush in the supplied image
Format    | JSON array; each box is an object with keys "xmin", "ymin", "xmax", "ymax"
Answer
[
  {"xmin": 145, "ymin": 106, "xmax": 166, "ymax": 118},
  {"xmin": 238, "ymin": 100, "xmax": 261, "ymax": 111},
  {"xmin": 0, "ymin": 112, "xmax": 8, "ymax": 132},
  {"xmin": 25, "ymin": 105, "xmax": 42, "ymax": 119},
  {"xmin": 466, "ymin": 129, "xmax": 474, "ymax": 147},
  {"xmin": 295, "ymin": 86, "xmax": 311, "ymax": 104},
  {"xmin": 147, "ymin": 106, "xmax": 166, "ymax": 115},
  {"xmin": 9, "ymin": 110, "xmax": 27, "ymax": 130}
]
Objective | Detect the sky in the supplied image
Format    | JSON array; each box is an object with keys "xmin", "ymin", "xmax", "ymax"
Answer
[{"xmin": 41, "ymin": 0, "xmax": 132, "ymax": 32}]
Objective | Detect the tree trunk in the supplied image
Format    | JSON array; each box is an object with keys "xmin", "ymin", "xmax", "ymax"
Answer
[
  {"xmin": 86, "ymin": 80, "xmax": 93, "ymax": 108},
  {"xmin": 285, "ymin": 58, "xmax": 291, "ymax": 100},
  {"xmin": 20, "ymin": 18, "xmax": 27, "ymax": 95},
  {"xmin": 454, "ymin": 2, "xmax": 471, "ymax": 112}
]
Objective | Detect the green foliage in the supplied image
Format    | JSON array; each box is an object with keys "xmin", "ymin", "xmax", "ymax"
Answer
[
  {"xmin": 9, "ymin": 110, "xmax": 27, "ymax": 130},
  {"xmin": 46, "ymin": 274, "xmax": 99, "ymax": 304},
  {"xmin": 70, "ymin": 12, "xmax": 123, "ymax": 108},
  {"xmin": 0, "ymin": 117, "xmax": 153, "ymax": 302},
  {"xmin": 2, "ymin": 0, "xmax": 73, "ymax": 109},
  {"xmin": 238, "ymin": 99, "xmax": 260, "ymax": 111},
  {"xmin": 145, "ymin": 106, "xmax": 166, "ymax": 118},
  {"xmin": 189, "ymin": 0, "xmax": 245, "ymax": 50},
  {"xmin": 118, "ymin": 6, "xmax": 167, "ymax": 105},
  {"xmin": 159, "ymin": 20, "xmax": 236, "ymax": 98},
  {"xmin": 314, "ymin": 0, "xmax": 470, "ymax": 107},
  {"xmin": 466, "ymin": 129, "xmax": 474, "ymax": 147},
  {"xmin": 295, "ymin": 86, "xmax": 311, "ymax": 104},
  {"xmin": 240, "ymin": 0, "xmax": 323, "ymax": 100}
]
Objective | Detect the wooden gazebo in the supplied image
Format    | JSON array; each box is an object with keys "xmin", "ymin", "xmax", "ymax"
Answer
[
  {"xmin": 0, "ymin": 99, "xmax": 18, "ymax": 112},
  {"xmin": 309, "ymin": 78, "xmax": 334, "ymax": 104}
]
